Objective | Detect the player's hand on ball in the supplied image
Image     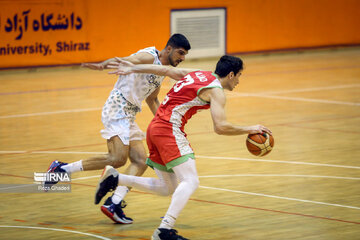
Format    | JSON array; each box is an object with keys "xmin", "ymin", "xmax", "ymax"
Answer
[{"xmin": 247, "ymin": 125, "xmax": 272, "ymax": 135}]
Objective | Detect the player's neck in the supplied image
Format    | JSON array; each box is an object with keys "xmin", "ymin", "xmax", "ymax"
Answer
[
  {"xmin": 218, "ymin": 76, "xmax": 230, "ymax": 90},
  {"xmin": 158, "ymin": 49, "xmax": 170, "ymax": 65}
]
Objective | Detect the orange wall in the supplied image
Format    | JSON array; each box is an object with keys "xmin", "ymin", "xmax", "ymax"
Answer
[{"xmin": 0, "ymin": 0, "xmax": 359, "ymax": 68}]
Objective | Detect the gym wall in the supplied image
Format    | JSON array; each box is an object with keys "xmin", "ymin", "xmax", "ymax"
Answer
[{"xmin": 0, "ymin": 0, "xmax": 359, "ymax": 68}]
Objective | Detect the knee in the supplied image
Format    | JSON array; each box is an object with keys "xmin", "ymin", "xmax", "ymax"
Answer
[
  {"xmin": 185, "ymin": 176, "xmax": 199, "ymax": 192},
  {"xmin": 156, "ymin": 179, "xmax": 178, "ymax": 196},
  {"xmin": 191, "ymin": 177, "xmax": 200, "ymax": 190},
  {"xmin": 165, "ymin": 184, "xmax": 177, "ymax": 196},
  {"xmin": 171, "ymin": 176, "xmax": 199, "ymax": 195},
  {"xmin": 108, "ymin": 154, "xmax": 127, "ymax": 168},
  {"xmin": 158, "ymin": 188, "xmax": 172, "ymax": 196}
]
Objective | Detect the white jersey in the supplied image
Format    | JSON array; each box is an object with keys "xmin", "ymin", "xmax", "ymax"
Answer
[
  {"xmin": 100, "ymin": 47, "xmax": 163, "ymax": 143},
  {"xmin": 114, "ymin": 47, "xmax": 164, "ymax": 110}
]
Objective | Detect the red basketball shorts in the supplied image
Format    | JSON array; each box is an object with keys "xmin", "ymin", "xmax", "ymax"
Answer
[{"xmin": 146, "ymin": 119, "xmax": 194, "ymax": 172}]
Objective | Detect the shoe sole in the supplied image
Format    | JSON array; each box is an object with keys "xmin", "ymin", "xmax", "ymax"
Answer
[
  {"xmin": 100, "ymin": 205, "xmax": 133, "ymax": 224},
  {"xmin": 94, "ymin": 166, "xmax": 119, "ymax": 204},
  {"xmin": 151, "ymin": 230, "xmax": 188, "ymax": 240}
]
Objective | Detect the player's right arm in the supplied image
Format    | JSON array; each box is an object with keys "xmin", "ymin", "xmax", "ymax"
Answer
[
  {"xmin": 108, "ymin": 58, "xmax": 197, "ymax": 80},
  {"xmin": 81, "ymin": 52, "xmax": 154, "ymax": 71},
  {"xmin": 145, "ymin": 87, "xmax": 161, "ymax": 116},
  {"xmin": 202, "ymin": 87, "xmax": 271, "ymax": 135}
]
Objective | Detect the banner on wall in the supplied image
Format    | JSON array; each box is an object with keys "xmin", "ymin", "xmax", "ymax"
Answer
[
  {"xmin": 1, "ymin": 0, "xmax": 359, "ymax": 69},
  {"xmin": 0, "ymin": 1, "xmax": 91, "ymax": 68}
]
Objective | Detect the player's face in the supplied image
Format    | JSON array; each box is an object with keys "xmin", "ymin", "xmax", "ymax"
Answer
[
  {"xmin": 168, "ymin": 47, "xmax": 188, "ymax": 67},
  {"xmin": 227, "ymin": 71, "xmax": 242, "ymax": 91}
]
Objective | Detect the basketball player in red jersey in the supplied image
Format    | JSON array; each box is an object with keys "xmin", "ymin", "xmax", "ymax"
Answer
[{"xmin": 95, "ymin": 55, "xmax": 272, "ymax": 240}]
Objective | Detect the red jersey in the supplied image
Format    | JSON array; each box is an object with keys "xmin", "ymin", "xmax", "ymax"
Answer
[{"xmin": 154, "ymin": 71, "xmax": 222, "ymax": 130}]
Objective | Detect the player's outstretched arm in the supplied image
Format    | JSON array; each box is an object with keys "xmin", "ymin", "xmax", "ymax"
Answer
[
  {"xmin": 81, "ymin": 52, "xmax": 154, "ymax": 71},
  {"xmin": 203, "ymin": 88, "xmax": 271, "ymax": 135},
  {"xmin": 108, "ymin": 58, "xmax": 197, "ymax": 80},
  {"xmin": 81, "ymin": 61, "xmax": 108, "ymax": 70}
]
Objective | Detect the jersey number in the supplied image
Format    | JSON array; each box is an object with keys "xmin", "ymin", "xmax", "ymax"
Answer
[
  {"xmin": 162, "ymin": 73, "xmax": 207, "ymax": 105},
  {"xmin": 173, "ymin": 75, "xmax": 194, "ymax": 92}
]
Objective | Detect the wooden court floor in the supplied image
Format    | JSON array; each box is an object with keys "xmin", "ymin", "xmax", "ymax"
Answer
[{"xmin": 0, "ymin": 47, "xmax": 359, "ymax": 240}]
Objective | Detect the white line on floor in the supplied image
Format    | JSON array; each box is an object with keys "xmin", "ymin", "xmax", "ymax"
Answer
[
  {"xmin": 0, "ymin": 226, "xmax": 111, "ymax": 240},
  {"xmin": 199, "ymin": 185, "xmax": 360, "ymax": 210},
  {"xmin": 1, "ymin": 84, "xmax": 359, "ymax": 119}
]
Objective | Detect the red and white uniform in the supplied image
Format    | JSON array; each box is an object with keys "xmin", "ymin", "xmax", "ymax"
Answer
[{"xmin": 146, "ymin": 71, "xmax": 222, "ymax": 172}]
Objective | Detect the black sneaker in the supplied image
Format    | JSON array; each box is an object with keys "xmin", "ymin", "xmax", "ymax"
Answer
[
  {"xmin": 152, "ymin": 228, "xmax": 189, "ymax": 240},
  {"xmin": 100, "ymin": 196, "xmax": 133, "ymax": 224},
  {"xmin": 44, "ymin": 160, "xmax": 68, "ymax": 189},
  {"xmin": 95, "ymin": 166, "xmax": 119, "ymax": 204}
]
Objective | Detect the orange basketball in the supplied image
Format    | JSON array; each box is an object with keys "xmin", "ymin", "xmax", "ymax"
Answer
[{"xmin": 246, "ymin": 132, "xmax": 274, "ymax": 156}]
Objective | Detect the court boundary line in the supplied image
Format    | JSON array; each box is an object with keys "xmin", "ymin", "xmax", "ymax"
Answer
[
  {"xmin": 248, "ymin": 83, "xmax": 360, "ymax": 95},
  {"xmin": 188, "ymin": 198, "xmax": 360, "ymax": 225},
  {"xmin": 69, "ymin": 174, "xmax": 360, "ymax": 210},
  {"xmin": 196, "ymin": 155, "xmax": 360, "ymax": 169},
  {"xmin": 0, "ymin": 225, "xmax": 111, "ymax": 240},
  {"xmin": 1, "ymin": 83, "xmax": 359, "ymax": 119},
  {"xmin": 0, "ymin": 107, "xmax": 102, "ymax": 119},
  {"xmin": 198, "ymin": 174, "xmax": 360, "ymax": 180},
  {"xmin": 0, "ymin": 84, "xmax": 113, "ymax": 96},
  {"xmin": 199, "ymin": 186, "xmax": 360, "ymax": 210},
  {"xmin": 0, "ymin": 150, "xmax": 359, "ymax": 169},
  {"xmin": 1, "ymin": 172, "xmax": 359, "ymax": 225},
  {"xmin": 2, "ymin": 170, "xmax": 360, "ymax": 211},
  {"xmin": 231, "ymin": 92, "xmax": 360, "ymax": 106},
  {"xmin": 0, "ymin": 150, "xmax": 359, "ymax": 170},
  {"xmin": 71, "ymin": 174, "xmax": 360, "ymax": 182},
  {"xmin": 70, "ymin": 174, "xmax": 360, "ymax": 210}
]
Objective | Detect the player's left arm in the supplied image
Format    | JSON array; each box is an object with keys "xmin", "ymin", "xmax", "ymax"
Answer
[
  {"xmin": 204, "ymin": 88, "xmax": 271, "ymax": 135},
  {"xmin": 146, "ymin": 87, "xmax": 161, "ymax": 115},
  {"xmin": 108, "ymin": 59, "xmax": 197, "ymax": 80},
  {"xmin": 81, "ymin": 52, "xmax": 154, "ymax": 71}
]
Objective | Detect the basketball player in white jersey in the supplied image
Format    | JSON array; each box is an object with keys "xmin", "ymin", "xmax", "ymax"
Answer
[
  {"xmin": 44, "ymin": 34, "xmax": 191, "ymax": 224},
  {"xmin": 95, "ymin": 55, "xmax": 272, "ymax": 239}
]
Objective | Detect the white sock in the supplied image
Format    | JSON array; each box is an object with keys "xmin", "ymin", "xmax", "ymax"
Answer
[
  {"xmin": 60, "ymin": 160, "xmax": 83, "ymax": 173},
  {"xmin": 159, "ymin": 214, "xmax": 176, "ymax": 229},
  {"xmin": 111, "ymin": 186, "xmax": 129, "ymax": 204}
]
